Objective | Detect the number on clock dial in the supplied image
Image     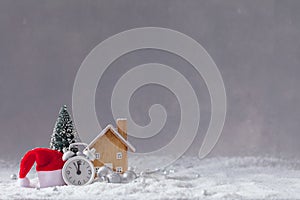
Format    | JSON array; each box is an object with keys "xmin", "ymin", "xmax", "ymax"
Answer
[{"xmin": 65, "ymin": 159, "xmax": 92, "ymax": 185}]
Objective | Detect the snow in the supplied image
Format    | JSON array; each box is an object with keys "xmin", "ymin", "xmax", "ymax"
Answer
[{"xmin": 1, "ymin": 156, "xmax": 300, "ymax": 199}]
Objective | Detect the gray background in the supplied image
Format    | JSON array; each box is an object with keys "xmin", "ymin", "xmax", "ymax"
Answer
[{"xmin": 1, "ymin": 0, "xmax": 300, "ymax": 160}]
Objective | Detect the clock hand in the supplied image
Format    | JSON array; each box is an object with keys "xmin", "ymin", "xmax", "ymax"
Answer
[
  {"xmin": 76, "ymin": 161, "xmax": 81, "ymax": 175},
  {"xmin": 78, "ymin": 163, "xmax": 81, "ymax": 171},
  {"xmin": 73, "ymin": 162, "xmax": 78, "ymax": 171}
]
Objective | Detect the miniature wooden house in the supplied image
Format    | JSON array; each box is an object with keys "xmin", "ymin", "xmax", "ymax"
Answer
[{"xmin": 88, "ymin": 119, "xmax": 136, "ymax": 174}]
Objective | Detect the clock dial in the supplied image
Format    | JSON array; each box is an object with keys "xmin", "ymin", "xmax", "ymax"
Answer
[{"xmin": 63, "ymin": 157, "xmax": 95, "ymax": 186}]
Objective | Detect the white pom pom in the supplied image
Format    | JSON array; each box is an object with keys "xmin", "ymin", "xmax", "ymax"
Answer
[{"xmin": 18, "ymin": 177, "xmax": 30, "ymax": 187}]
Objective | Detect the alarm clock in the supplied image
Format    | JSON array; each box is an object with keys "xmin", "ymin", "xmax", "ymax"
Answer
[{"xmin": 62, "ymin": 143, "xmax": 96, "ymax": 186}]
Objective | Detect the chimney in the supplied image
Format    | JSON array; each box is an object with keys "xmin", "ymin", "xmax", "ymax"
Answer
[{"xmin": 116, "ymin": 118, "xmax": 127, "ymax": 140}]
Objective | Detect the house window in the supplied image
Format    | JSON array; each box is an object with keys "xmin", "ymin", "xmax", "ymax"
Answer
[
  {"xmin": 116, "ymin": 152, "xmax": 122, "ymax": 159},
  {"xmin": 116, "ymin": 167, "xmax": 123, "ymax": 173},
  {"xmin": 95, "ymin": 153, "xmax": 100, "ymax": 160}
]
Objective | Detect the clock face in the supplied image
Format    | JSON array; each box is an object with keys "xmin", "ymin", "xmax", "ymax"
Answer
[{"xmin": 62, "ymin": 157, "xmax": 95, "ymax": 186}]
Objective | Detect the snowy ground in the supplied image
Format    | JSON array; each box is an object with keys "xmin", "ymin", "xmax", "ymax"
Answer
[{"xmin": 1, "ymin": 156, "xmax": 300, "ymax": 200}]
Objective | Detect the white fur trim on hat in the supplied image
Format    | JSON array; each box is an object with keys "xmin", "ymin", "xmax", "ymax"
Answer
[{"xmin": 37, "ymin": 169, "xmax": 65, "ymax": 188}]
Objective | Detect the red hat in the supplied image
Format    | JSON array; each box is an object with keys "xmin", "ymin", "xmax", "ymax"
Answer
[{"xmin": 18, "ymin": 148, "xmax": 66, "ymax": 188}]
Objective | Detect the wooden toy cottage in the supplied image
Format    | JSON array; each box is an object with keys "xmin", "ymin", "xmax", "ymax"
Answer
[{"xmin": 88, "ymin": 119, "xmax": 136, "ymax": 173}]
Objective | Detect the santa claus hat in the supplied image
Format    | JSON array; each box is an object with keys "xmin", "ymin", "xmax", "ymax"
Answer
[{"xmin": 18, "ymin": 148, "xmax": 66, "ymax": 188}]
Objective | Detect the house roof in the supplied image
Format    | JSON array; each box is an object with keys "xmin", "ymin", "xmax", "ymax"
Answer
[{"xmin": 88, "ymin": 124, "xmax": 136, "ymax": 152}]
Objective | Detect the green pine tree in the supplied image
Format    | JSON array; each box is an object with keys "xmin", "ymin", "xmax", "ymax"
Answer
[{"xmin": 50, "ymin": 105, "xmax": 80, "ymax": 153}]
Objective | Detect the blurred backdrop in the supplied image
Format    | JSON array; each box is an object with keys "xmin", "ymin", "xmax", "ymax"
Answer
[{"xmin": 1, "ymin": 0, "xmax": 300, "ymax": 160}]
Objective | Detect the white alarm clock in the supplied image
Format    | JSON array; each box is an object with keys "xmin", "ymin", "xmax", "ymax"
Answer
[{"xmin": 62, "ymin": 143, "xmax": 96, "ymax": 186}]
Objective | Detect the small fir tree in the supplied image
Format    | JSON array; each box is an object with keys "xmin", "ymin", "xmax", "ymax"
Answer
[{"xmin": 50, "ymin": 105, "xmax": 80, "ymax": 153}]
